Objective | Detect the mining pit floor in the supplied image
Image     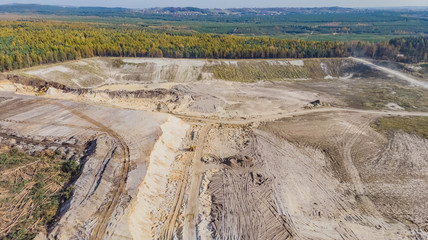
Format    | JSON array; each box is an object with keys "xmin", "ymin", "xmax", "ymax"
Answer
[{"xmin": 1, "ymin": 57, "xmax": 428, "ymax": 240}]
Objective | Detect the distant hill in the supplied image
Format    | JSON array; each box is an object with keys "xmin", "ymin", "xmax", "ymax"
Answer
[
  {"xmin": 0, "ymin": 4, "xmax": 135, "ymax": 17},
  {"xmin": 0, "ymin": 4, "xmax": 399, "ymax": 17}
]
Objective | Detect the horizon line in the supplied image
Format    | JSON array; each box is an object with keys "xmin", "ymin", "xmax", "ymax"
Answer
[{"xmin": 1, "ymin": 3, "xmax": 428, "ymax": 10}]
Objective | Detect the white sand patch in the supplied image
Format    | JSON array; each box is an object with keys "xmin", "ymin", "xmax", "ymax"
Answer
[
  {"xmin": 286, "ymin": 78, "xmax": 309, "ymax": 81},
  {"xmin": 407, "ymin": 65, "xmax": 422, "ymax": 71},
  {"xmin": 122, "ymin": 58, "xmax": 206, "ymax": 67},
  {"xmin": 95, "ymin": 82, "xmax": 180, "ymax": 91},
  {"xmin": 73, "ymin": 61, "xmax": 89, "ymax": 66},
  {"xmin": 289, "ymin": 60, "xmax": 304, "ymax": 66},
  {"xmin": 386, "ymin": 102, "xmax": 405, "ymax": 111},
  {"xmin": 25, "ymin": 65, "xmax": 71, "ymax": 75},
  {"xmin": 277, "ymin": 60, "xmax": 291, "ymax": 66},
  {"xmin": 223, "ymin": 60, "xmax": 239, "ymax": 66},
  {"xmin": 46, "ymin": 87, "xmax": 60, "ymax": 95},
  {"xmin": 0, "ymin": 80, "xmax": 17, "ymax": 92},
  {"xmin": 340, "ymin": 73, "xmax": 354, "ymax": 79},
  {"xmin": 128, "ymin": 116, "xmax": 189, "ymax": 240},
  {"xmin": 320, "ymin": 62, "xmax": 329, "ymax": 74}
]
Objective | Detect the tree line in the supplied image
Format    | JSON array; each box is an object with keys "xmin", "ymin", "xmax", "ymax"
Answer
[
  {"xmin": 347, "ymin": 37, "xmax": 428, "ymax": 63},
  {"xmin": 0, "ymin": 21, "xmax": 348, "ymax": 71},
  {"xmin": 0, "ymin": 21, "xmax": 426, "ymax": 72}
]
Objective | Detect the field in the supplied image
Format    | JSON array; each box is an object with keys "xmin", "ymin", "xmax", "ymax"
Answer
[
  {"xmin": 1, "ymin": 5, "xmax": 428, "ymax": 42},
  {"xmin": 18, "ymin": 13, "xmax": 428, "ymax": 42}
]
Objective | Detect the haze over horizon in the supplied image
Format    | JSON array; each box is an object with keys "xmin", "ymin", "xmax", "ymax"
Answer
[{"xmin": 1, "ymin": 0, "xmax": 428, "ymax": 9}]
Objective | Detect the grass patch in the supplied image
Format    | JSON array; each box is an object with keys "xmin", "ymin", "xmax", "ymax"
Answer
[
  {"xmin": 371, "ymin": 116, "xmax": 428, "ymax": 138},
  {"xmin": 357, "ymin": 85, "xmax": 428, "ymax": 111},
  {"xmin": 207, "ymin": 61, "xmax": 307, "ymax": 82},
  {"xmin": 206, "ymin": 58, "xmax": 355, "ymax": 82}
]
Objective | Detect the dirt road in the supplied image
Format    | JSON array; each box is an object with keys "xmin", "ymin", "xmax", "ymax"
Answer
[
  {"xmin": 159, "ymin": 124, "xmax": 211, "ymax": 240},
  {"xmin": 175, "ymin": 107, "xmax": 428, "ymax": 126},
  {"xmin": 51, "ymin": 102, "xmax": 131, "ymax": 240},
  {"xmin": 350, "ymin": 57, "xmax": 428, "ymax": 89},
  {"xmin": 159, "ymin": 152, "xmax": 191, "ymax": 240},
  {"xmin": 183, "ymin": 125, "xmax": 211, "ymax": 240}
]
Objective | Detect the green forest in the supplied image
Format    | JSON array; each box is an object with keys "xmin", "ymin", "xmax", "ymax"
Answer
[{"xmin": 0, "ymin": 21, "xmax": 427, "ymax": 72}]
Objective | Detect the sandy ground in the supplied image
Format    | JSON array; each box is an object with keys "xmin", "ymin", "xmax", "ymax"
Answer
[
  {"xmin": 0, "ymin": 92, "xmax": 168, "ymax": 239},
  {"xmin": 95, "ymin": 82, "xmax": 180, "ymax": 91},
  {"xmin": 1, "ymin": 57, "xmax": 428, "ymax": 240},
  {"xmin": 1, "ymin": 79, "xmax": 326, "ymax": 119}
]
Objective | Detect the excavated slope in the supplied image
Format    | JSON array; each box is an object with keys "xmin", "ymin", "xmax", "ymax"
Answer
[{"xmin": 17, "ymin": 57, "xmax": 366, "ymax": 88}]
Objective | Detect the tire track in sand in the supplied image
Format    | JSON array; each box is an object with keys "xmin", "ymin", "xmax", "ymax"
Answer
[
  {"xmin": 339, "ymin": 120, "xmax": 385, "ymax": 221},
  {"xmin": 183, "ymin": 124, "xmax": 211, "ymax": 240},
  {"xmin": 50, "ymin": 102, "xmax": 130, "ymax": 240},
  {"xmin": 160, "ymin": 124, "xmax": 211, "ymax": 240}
]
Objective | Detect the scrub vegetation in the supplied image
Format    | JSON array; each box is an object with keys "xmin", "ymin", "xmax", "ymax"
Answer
[{"xmin": 372, "ymin": 116, "xmax": 428, "ymax": 138}]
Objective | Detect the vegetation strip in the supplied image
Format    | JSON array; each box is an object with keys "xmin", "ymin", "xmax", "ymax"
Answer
[
  {"xmin": 0, "ymin": 21, "xmax": 427, "ymax": 72},
  {"xmin": 371, "ymin": 116, "xmax": 428, "ymax": 139}
]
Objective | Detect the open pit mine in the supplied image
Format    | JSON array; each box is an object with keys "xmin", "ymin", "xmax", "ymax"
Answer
[{"xmin": 1, "ymin": 57, "xmax": 428, "ymax": 240}]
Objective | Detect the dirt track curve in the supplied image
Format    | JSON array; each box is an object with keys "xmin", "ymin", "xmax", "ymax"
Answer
[
  {"xmin": 50, "ymin": 102, "xmax": 131, "ymax": 240},
  {"xmin": 174, "ymin": 107, "xmax": 428, "ymax": 126},
  {"xmin": 339, "ymin": 120, "xmax": 386, "ymax": 219}
]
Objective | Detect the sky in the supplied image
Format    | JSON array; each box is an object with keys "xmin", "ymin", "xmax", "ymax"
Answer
[{"xmin": 1, "ymin": 0, "xmax": 428, "ymax": 9}]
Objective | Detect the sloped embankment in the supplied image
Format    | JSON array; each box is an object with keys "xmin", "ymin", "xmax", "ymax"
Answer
[
  {"xmin": 128, "ymin": 116, "xmax": 189, "ymax": 239},
  {"xmin": 15, "ymin": 57, "xmax": 373, "ymax": 88}
]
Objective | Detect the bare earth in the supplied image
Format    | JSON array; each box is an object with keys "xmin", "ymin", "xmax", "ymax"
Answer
[{"xmin": 1, "ymin": 57, "xmax": 428, "ymax": 240}]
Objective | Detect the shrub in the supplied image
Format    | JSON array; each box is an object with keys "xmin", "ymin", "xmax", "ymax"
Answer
[{"xmin": 61, "ymin": 160, "xmax": 79, "ymax": 174}]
